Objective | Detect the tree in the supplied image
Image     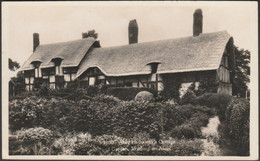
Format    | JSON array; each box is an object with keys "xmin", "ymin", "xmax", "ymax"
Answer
[
  {"xmin": 232, "ymin": 47, "xmax": 250, "ymax": 97},
  {"xmin": 9, "ymin": 58, "xmax": 20, "ymax": 71},
  {"xmin": 82, "ymin": 30, "xmax": 98, "ymax": 39},
  {"xmin": 8, "ymin": 58, "xmax": 25, "ymax": 95}
]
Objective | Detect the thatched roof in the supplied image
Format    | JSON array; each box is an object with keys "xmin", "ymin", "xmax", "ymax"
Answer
[
  {"xmin": 21, "ymin": 38, "xmax": 97, "ymax": 70},
  {"xmin": 76, "ymin": 31, "xmax": 232, "ymax": 78}
]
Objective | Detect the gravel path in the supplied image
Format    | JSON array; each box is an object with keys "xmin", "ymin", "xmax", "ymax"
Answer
[{"xmin": 200, "ymin": 116, "xmax": 222, "ymax": 156}]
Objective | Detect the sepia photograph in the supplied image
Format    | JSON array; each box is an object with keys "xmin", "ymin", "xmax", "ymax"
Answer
[{"xmin": 2, "ymin": 1, "xmax": 258, "ymax": 160}]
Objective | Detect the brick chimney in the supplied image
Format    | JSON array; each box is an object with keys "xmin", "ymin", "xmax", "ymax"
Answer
[
  {"xmin": 33, "ymin": 33, "xmax": 40, "ymax": 52},
  {"xmin": 128, "ymin": 19, "xmax": 138, "ymax": 44},
  {"xmin": 193, "ymin": 9, "xmax": 203, "ymax": 36}
]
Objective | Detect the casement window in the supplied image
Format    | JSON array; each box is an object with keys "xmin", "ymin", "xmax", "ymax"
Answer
[
  {"xmin": 63, "ymin": 67, "xmax": 78, "ymax": 82},
  {"xmin": 31, "ymin": 61, "xmax": 42, "ymax": 78},
  {"xmin": 24, "ymin": 70, "xmax": 35, "ymax": 91},
  {"xmin": 79, "ymin": 67, "xmax": 107, "ymax": 87},
  {"xmin": 51, "ymin": 58, "xmax": 63, "ymax": 76},
  {"xmin": 55, "ymin": 66, "xmax": 62, "ymax": 75},
  {"xmin": 89, "ymin": 77, "xmax": 96, "ymax": 86}
]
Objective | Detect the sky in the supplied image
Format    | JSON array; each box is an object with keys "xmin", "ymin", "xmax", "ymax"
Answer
[{"xmin": 2, "ymin": 1, "xmax": 258, "ymax": 77}]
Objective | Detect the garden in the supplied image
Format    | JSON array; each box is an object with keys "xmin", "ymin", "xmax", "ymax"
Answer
[{"xmin": 9, "ymin": 85, "xmax": 249, "ymax": 156}]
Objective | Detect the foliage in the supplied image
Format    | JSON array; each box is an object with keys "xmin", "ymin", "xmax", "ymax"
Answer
[
  {"xmin": 134, "ymin": 91, "xmax": 155, "ymax": 102},
  {"xmin": 85, "ymin": 86, "xmax": 99, "ymax": 97},
  {"xmin": 160, "ymin": 74, "xmax": 182, "ymax": 102},
  {"xmin": 194, "ymin": 72, "xmax": 219, "ymax": 96},
  {"xmin": 107, "ymin": 87, "xmax": 157, "ymax": 101},
  {"xmin": 225, "ymin": 98, "xmax": 250, "ymax": 155},
  {"xmin": 10, "ymin": 71, "xmax": 26, "ymax": 96},
  {"xmin": 179, "ymin": 89, "xmax": 197, "ymax": 105},
  {"xmin": 170, "ymin": 112, "xmax": 211, "ymax": 139},
  {"xmin": 9, "ymin": 94, "xmax": 222, "ymax": 156},
  {"xmin": 33, "ymin": 78, "xmax": 45, "ymax": 90},
  {"xmin": 17, "ymin": 127, "xmax": 55, "ymax": 155},
  {"xmin": 51, "ymin": 133, "xmax": 203, "ymax": 156},
  {"xmin": 9, "ymin": 94, "xmax": 216, "ymax": 141},
  {"xmin": 232, "ymin": 47, "xmax": 250, "ymax": 97},
  {"xmin": 9, "ymin": 96, "xmax": 75, "ymax": 132},
  {"xmin": 194, "ymin": 93, "xmax": 232, "ymax": 120},
  {"xmin": 100, "ymin": 84, "xmax": 124, "ymax": 94},
  {"xmin": 82, "ymin": 29, "xmax": 98, "ymax": 39},
  {"xmin": 9, "ymin": 58, "xmax": 20, "ymax": 71},
  {"xmin": 38, "ymin": 82, "xmax": 51, "ymax": 96}
]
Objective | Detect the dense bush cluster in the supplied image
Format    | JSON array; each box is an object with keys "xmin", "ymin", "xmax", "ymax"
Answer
[
  {"xmin": 9, "ymin": 94, "xmax": 215, "ymax": 140},
  {"xmin": 179, "ymin": 92, "xmax": 232, "ymax": 120},
  {"xmin": 9, "ymin": 92, "xmax": 239, "ymax": 156},
  {"xmin": 224, "ymin": 98, "xmax": 250, "ymax": 155}
]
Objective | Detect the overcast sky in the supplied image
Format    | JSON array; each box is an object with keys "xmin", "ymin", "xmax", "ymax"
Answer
[{"xmin": 2, "ymin": 2, "xmax": 258, "ymax": 70}]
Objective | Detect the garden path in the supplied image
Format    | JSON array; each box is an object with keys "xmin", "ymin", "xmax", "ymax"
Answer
[{"xmin": 200, "ymin": 116, "xmax": 222, "ymax": 156}]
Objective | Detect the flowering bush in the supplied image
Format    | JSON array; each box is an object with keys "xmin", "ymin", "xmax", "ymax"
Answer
[{"xmin": 17, "ymin": 127, "xmax": 55, "ymax": 155}]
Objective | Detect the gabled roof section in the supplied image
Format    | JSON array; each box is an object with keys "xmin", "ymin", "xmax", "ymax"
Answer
[
  {"xmin": 76, "ymin": 31, "xmax": 232, "ymax": 78},
  {"xmin": 21, "ymin": 38, "xmax": 97, "ymax": 70}
]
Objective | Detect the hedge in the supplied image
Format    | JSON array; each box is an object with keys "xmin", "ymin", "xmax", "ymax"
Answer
[
  {"xmin": 9, "ymin": 94, "xmax": 214, "ymax": 140},
  {"xmin": 107, "ymin": 87, "xmax": 157, "ymax": 101},
  {"xmin": 225, "ymin": 98, "xmax": 250, "ymax": 156}
]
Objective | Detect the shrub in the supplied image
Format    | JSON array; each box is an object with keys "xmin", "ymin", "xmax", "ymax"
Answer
[
  {"xmin": 86, "ymin": 86, "xmax": 99, "ymax": 97},
  {"xmin": 112, "ymin": 101, "xmax": 162, "ymax": 140},
  {"xmin": 195, "ymin": 93, "xmax": 232, "ymax": 120},
  {"xmin": 134, "ymin": 91, "xmax": 155, "ymax": 102},
  {"xmin": 60, "ymin": 133, "xmax": 203, "ymax": 156},
  {"xmin": 227, "ymin": 98, "xmax": 249, "ymax": 155},
  {"xmin": 33, "ymin": 78, "xmax": 45, "ymax": 90},
  {"xmin": 171, "ymin": 124, "xmax": 197, "ymax": 139},
  {"xmin": 9, "ymin": 96, "xmax": 41, "ymax": 131},
  {"xmin": 9, "ymin": 94, "xmax": 216, "ymax": 144},
  {"xmin": 170, "ymin": 109, "xmax": 212, "ymax": 139},
  {"xmin": 100, "ymin": 84, "xmax": 124, "ymax": 94},
  {"xmin": 107, "ymin": 87, "xmax": 157, "ymax": 101},
  {"xmin": 195, "ymin": 72, "xmax": 219, "ymax": 96},
  {"xmin": 17, "ymin": 127, "xmax": 55, "ymax": 155},
  {"xmin": 170, "ymin": 138, "xmax": 203, "ymax": 156},
  {"xmin": 179, "ymin": 89, "xmax": 197, "ymax": 105},
  {"xmin": 38, "ymin": 82, "xmax": 51, "ymax": 96},
  {"xmin": 160, "ymin": 74, "xmax": 182, "ymax": 102}
]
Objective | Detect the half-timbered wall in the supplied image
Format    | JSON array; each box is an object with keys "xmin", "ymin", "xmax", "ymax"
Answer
[
  {"xmin": 24, "ymin": 70, "xmax": 35, "ymax": 91},
  {"xmin": 217, "ymin": 54, "xmax": 230, "ymax": 83},
  {"xmin": 216, "ymin": 49, "xmax": 232, "ymax": 95},
  {"xmin": 79, "ymin": 67, "xmax": 107, "ymax": 87}
]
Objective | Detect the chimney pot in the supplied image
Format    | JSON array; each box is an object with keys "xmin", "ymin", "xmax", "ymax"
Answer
[
  {"xmin": 193, "ymin": 9, "xmax": 203, "ymax": 36},
  {"xmin": 128, "ymin": 19, "xmax": 138, "ymax": 44},
  {"xmin": 33, "ymin": 33, "xmax": 40, "ymax": 52}
]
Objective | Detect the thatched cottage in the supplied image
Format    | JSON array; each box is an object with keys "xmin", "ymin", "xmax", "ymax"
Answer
[{"xmin": 20, "ymin": 9, "xmax": 235, "ymax": 95}]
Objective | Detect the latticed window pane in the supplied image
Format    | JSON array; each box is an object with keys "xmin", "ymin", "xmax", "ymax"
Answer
[
  {"xmin": 64, "ymin": 74, "xmax": 71, "ymax": 82},
  {"xmin": 89, "ymin": 77, "xmax": 95, "ymax": 86},
  {"xmin": 25, "ymin": 77, "xmax": 30, "ymax": 84},
  {"xmin": 71, "ymin": 74, "xmax": 76, "ymax": 81},
  {"xmin": 49, "ymin": 76, "xmax": 55, "ymax": 83},
  {"xmin": 30, "ymin": 77, "xmax": 34, "ymax": 84}
]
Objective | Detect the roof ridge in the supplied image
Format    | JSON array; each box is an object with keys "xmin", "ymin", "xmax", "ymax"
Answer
[
  {"xmin": 95, "ymin": 30, "xmax": 229, "ymax": 50},
  {"xmin": 38, "ymin": 37, "xmax": 96, "ymax": 47}
]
